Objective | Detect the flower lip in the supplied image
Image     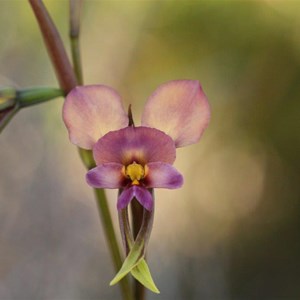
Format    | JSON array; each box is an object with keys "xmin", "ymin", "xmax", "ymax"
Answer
[{"xmin": 117, "ymin": 185, "xmax": 153, "ymax": 211}]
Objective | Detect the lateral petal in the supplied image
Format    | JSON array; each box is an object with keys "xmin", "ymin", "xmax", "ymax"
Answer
[
  {"xmin": 142, "ymin": 80, "xmax": 210, "ymax": 148},
  {"xmin": 145, "ymin": 162, "xmax": 183, "ymax": 189},
  {"xmin": 63, "ymin": 85, "xmax": 128, "ymax": 149},
  {"xmin": 86, "ymin": 163, "xmax": 125, "ymax": 188}
]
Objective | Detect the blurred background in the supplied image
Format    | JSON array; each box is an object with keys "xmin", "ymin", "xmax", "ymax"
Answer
[{"xmin": 1, "ymin": 1, "xmax": 300, "ymax": 299}]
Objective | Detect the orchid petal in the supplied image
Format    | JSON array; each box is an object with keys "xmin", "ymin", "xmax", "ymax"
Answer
[
  {"xmin": 145, "ymin": 162, "xmax": 183, "ymax": 189},
  {"xmin": 63, "ymin": 85, "xmax": 128, "ymax": 149},
  {"xmin": 118, "ymin": 187, "xmax": 135, "ymax": 210},
  {"xmin": 133, "ymin": 186, "xmax": 153, "ymax": 211},
  {"xmin": 93, "ymin": 126, "xmax": 176, "ymax": 166},
  {"xmin": 117, "ymin": 186, "xmax": 153, "ymax": 211},
  {"xmin": 142, "ymin": 80, "xmax": 210, "ymax": 148},
  {"xmin": 86, "ymin": 163, "xmax": 125, "ymax": 189}
]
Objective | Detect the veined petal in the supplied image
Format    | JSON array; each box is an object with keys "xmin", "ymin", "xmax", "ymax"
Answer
[
  {"xmin": 117, "ymin": 186, "xmax": 153, "ymax": 211},
  {"xmin": 133, "ymin": 186, "xmax": 153, "ymax": 211},
  {"xmin": 118, "ymin": 187, "xmax": 135, "ymax": 210},
  {"xmin": 141, "ymin": 80, "xmax": 210, "ymax": 148},
  {"xmin": 93, "ymin": 126, "xmax": 176, "ymax": 166},
  {"xmin": 145, "ymin": 162, "xmax": 183, "ymax": 189},
  {"xmin": 86, "ymin": 163, "xmax": 125, "ymax": 188},
  {"xmin": 63, "ymin": 85, "xmax": 129, "ymax": 149}
]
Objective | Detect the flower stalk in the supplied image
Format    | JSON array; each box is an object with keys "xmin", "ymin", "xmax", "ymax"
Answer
[
  {"xmin": 29, "ymin": 1, "xmax": 133, "ymax": 299},
  {"xmin": 69, "ymin": 0, "xmax": 84, "ymax": 85},
  {"xmin": 17, "ymin": 87, "xmax": 63, "ymax": 107},
  {"xmin": 0, "ymin": 87, "xmax": 63, "ymax": 133},
  {"xmin": 29, "ymin": 0, "xmax": 77, "ymax": 94}
]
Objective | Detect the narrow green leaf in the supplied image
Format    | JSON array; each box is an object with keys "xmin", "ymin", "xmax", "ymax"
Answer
[
  {"xmin": 110, "ymin": 239, "xmax": 145, "ymax": 286},
  {"xmin": 131, "ymin": 259, "xmax": 160, "ymax": 294}
]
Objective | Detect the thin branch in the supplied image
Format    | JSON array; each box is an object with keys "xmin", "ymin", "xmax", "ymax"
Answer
[
  {"xmin": 69, "ymin": 0, "xmax": 84, "ymax": 84},
  {"xmin": 68, "ymin": 2, "xmax": 133, "ymax": 299},
  {"xmin": 29, "ymin": 1, "xmax": 133, "ymax": 299},
  {"xmin": 69, "ymin": 0, "xmax": 83, "ymax": 84},
  {"xmin": 29, "ymin": 0, "xmax": 77, "ymax": 93}
]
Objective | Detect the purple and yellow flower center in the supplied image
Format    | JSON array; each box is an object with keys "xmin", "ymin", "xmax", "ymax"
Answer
[
  {"xmin": 63, "ymin": 80, "xmax": 210, "ymax": 212},
  {"xmin": 123, "ymin": 162, "xmax": 148, "ymax": 185}
]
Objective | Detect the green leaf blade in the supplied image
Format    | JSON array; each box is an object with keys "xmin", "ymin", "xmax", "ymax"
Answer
[
  {"xmin": 131, "ymin": 259, "xmax": 160, "ymax": 294},
  {"xmin": 110, "ymin": 240, "xmax": 145, "ymax": 286}
]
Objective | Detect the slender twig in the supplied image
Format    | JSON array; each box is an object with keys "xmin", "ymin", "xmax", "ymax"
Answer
[
  {"xmin": 17, "ymin": 88, "xmax": 63, "ymax": 107},
  {"xmin": 29, "ymin": 0, "xmax": 77, "ymax": 93},
  {"xmin": 28, "ymin": 1, "xmax": 133, "ymax": 299},
  {"xmin": 95, "ymin": 189, "xmax": 127, "ymax": 279},
  {"xmin": 69, "ymin": 0, "xmax": 84, "ymax": 85},
  {"xmin": 0, "ymin": 87, "xmax": 62, "ymax": 133},
  {"xmin": 69, "ymin": 2, "xmax": 133, "ymax": 299}
]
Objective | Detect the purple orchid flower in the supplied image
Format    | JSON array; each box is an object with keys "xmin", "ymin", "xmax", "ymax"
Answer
[{"xmin": 63, "ymin": 80, "xmax": 210, "ymax": 211}]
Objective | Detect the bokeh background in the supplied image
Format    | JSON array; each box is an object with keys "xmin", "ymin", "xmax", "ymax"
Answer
[{"xmin": 1, "ymin": 1, "xmax": 300, "ymax": 299}]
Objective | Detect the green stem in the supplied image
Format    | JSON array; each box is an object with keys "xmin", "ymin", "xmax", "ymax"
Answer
[
  {"xmin": 29, "ymin": 1, "xmax": 132, "ymax": 299},
  {"xmin": 79, "ymin": 150, "xmax": 134, "ymax": 300},
  {"xmin": 70, "ymin": 38, "xmax": 83, "ymax": 85},
  {"xmin": 0, "ymin": 87, "xmax": 63, "ymax": 133},
  {"xmin": 69, "ymin": 0, "xmax": 83, "ymax": 85},
  {"xmin": 69, "ymin": 2, "xmax": 133, "ymax": 299},
  {"xmin": 29, "ymin": 0, "xmax": 77, "ymax": 93},
  {"xmin": 18, "ymin": 88, "xmax": 63, "ymax": 108},
  {"xmin": 95, "ymin": 189, "xmax": 133, "ymax": 299}
]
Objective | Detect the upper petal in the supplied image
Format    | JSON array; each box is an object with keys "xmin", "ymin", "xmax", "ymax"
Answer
[
  {"xmin": 63, "ymin": 85, "xmax": 129, "ymax": 149},
  {"xmin": 145, "ymin": 162, "xmax": 183, "ymax": 189},
  {"xmin": 141, "ymin": 80, "xmax": 210, "ymax": 148},
  {"xmin": 93, "ymin": 126, "xmax": 176, "ymax": 166},
  {"xmin": 86, "ymin": 163, "xmax": 125, "ymax": 188}
]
